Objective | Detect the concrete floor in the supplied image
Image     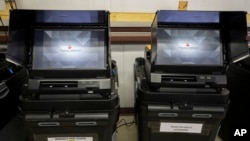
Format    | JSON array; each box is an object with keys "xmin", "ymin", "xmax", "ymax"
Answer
[{"xmin": 116, "ymin": 115, "xmax": 137, "ymax": 141}]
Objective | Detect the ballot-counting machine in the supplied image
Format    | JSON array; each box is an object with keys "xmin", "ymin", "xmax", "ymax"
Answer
[
  {"xmin": 134, "ymin": 10, "xmax": 249, "ymax": 141},
  {"xmin": 6, "ymin": 9, "xmax": 120, "ymax": 141}
]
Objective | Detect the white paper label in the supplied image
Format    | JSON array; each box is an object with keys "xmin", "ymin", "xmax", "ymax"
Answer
[
  {"xmin": 48, "ymin": 137, "xmax": 93, "ymax": 141},
  {"xmin": 160, "ymin": 122, "xmax": 203, "ymax": 133}
]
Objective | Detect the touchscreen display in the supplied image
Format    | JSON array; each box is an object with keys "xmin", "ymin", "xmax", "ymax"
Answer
[
  {"xmin": 32, "ymin": 29, "xmax": 105, "ymax": 69},
  {"xmin": 156, "ymin": 28, "xmax": 222, "ymax": 66}
]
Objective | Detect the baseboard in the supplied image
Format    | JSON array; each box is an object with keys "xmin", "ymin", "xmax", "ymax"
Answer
[{"xmin": 120, "ymin": 108, "xmax": 134, "ymax": 115}]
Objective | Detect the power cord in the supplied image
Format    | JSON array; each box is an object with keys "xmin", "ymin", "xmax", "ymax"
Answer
[{"xmin": 116, "ymin": 118, "xmax": 135, "ymax": 130}]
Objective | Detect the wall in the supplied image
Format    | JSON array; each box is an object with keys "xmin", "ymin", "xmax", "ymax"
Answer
[
  {"xmin": 0, "ymin": 0, "xmax": 5, "ymax": 10},
  {"xmin": 111, "ymin": 45, "xmax": 145, "ymax": 107}
]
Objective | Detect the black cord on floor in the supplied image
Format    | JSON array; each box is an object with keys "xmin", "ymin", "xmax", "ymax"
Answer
[{"xmin": 116, "ymin": 118, "xmax": 135, "ymax": 130}]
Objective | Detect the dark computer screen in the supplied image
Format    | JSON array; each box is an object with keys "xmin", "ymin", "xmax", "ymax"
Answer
[
  {"xmin": 157, "ymin": 11, "xmax": 219, "ymax": 24},
  {"xmin": 35, "ymin": 10, "xmax": 106, "ymax": 24},
  {"xmin": 156, "ymin": 28, "xmax": 222, "ymax": 66},
  {"xmin": 32, "ymin": 29, "xmax": 106, "ymax": 69}
]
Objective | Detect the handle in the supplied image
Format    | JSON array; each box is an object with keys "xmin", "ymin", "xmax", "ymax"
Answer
[
  {"xmin": 38, "ymin": 122, "xmax": 60, "ymax": 127},
  {"xmin": 192, "ymin": 114, "xmax": 212, "ymax": 118},
  {"xmin": 158, "ymin": 113, "xmax": 178, "ymax": 117},
  {"xmin": 0, "ymin": 82, "xmax": 9, "ymax": 99},
  {"xmin": 75, "ymin": 122, "xmax": 97, "ymax": 126}
]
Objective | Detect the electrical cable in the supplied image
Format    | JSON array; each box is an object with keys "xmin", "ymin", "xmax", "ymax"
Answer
[{"xmin": 116, "ymin": 118, "xmax": 135, "ymax": 130}]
